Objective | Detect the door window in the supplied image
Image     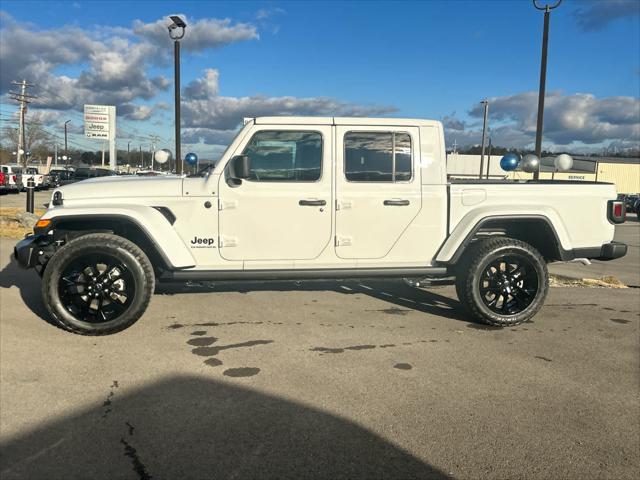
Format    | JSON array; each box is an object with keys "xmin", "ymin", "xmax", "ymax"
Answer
[
  {"xmin": 344, "ymin": 132, "xmax": 412, "ymax": 182},
  {"xmin": 241, "ymin": 130, "xmax": 322, "ymax": 182}
]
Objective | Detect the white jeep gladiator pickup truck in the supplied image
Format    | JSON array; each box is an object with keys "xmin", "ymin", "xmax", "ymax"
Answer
[{"xmin": 14, "ymin": 117, "xmax": 627, "ymax": 335}]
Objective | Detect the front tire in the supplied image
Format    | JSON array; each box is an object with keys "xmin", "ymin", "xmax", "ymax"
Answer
[
  {"xmin": 42, "ymin": 233, "xmax": 155, "ymax": 335},
  {"xmin": 455, "ymin": 237, "xmax": 549, "ymax": 327}
]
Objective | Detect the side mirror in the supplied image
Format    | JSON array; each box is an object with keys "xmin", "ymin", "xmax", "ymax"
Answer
[{"xmin": 231, "ymin": 155, "xmax": 251, "ymax": 179}]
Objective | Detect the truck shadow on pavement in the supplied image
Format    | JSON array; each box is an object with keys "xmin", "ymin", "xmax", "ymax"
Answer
[
  {"xmin": 0, "ymin": 254, "xmax": 471, "ymax": 328},
  {"xmin": 0, "ymin": 375, "xmax": 450, "ymax": 480},
  {"xmin": 157, "ymin": 279, "xmax": 471, "ymax": 323},
  {"xmin": 0, "ymin": 255, "xmax": 51, "ymax": 322}
]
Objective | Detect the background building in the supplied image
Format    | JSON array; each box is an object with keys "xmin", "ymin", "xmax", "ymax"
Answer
[{"xmin": 447, "ymin": 154, "xmax": 640, "ymax": 194}]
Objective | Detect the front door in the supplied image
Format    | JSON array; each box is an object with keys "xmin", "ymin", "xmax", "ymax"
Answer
[
  {"xmin": 335, "ymin": 126, "xmax": 421, "ymax": 260},
  {"xmin": 218, "ymin": 126, "xmax": 332, "ymax": 262}
]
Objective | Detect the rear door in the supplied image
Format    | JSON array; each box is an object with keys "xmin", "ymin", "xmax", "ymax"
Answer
[
  {"xmin": 218, "ymin": 126, "xmax": 333, "ymax": 262},
  {"xmin": 335, "ymin": 126, "xmax": 421, "ymax": 260}
]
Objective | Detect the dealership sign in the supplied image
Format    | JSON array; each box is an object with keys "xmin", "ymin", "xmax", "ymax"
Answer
[
  {"xmin": 84, "ymin": 104, "xmax": 116, "ymax": 140},
  {"xmin": 84, "ymin": 104, "xmax": 117, "ymax": 170}
]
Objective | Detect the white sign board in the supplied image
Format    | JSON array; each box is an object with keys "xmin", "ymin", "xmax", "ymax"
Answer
[
  {"xmin": 84, "ymin": 104, "xmax": 117, "ymax": 170},
  {"xmin": 84, "ymin": 104, "xmax": 114, "ymax": 139}
]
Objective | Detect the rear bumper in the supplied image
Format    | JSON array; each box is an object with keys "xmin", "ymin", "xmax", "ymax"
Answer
[
  {"xmin": 562, "ymin": 242, "xmax": 627, "ymax": 262},
  {"xmin": 598, "ymin": 241, "xmax": 627, "ymax": 261}
]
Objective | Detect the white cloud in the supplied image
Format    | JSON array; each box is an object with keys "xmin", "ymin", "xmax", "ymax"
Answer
[
  {"xmin": 178, "ymin": 70, "xmax": 397, "ymax": 145},
  {"xmin": 0, "ymin": 12, "xmax": 259, "ymax": 119},
  {"xmin": 132, "ymin": 15, "xmax": 258, "ymax": 52},
  {"xmin": 453, "ymin": 91, "xmax": 640, "ymax": 150},
  {"xmin": 183, "ymin": 68, "xmax": 219, "ymax": 99},
  {"xmin": 573, "ymin": 0, "xmax": 640, "ymax": 31}
]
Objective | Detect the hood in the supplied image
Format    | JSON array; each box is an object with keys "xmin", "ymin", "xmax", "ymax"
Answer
[{"xmin": 57, "ymin": 175, "xmax": 184, "ymax": 200}]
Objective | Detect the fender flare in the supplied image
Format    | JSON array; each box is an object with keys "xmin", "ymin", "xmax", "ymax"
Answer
[
  {"xmin": 39, "ymin": 207, "xmax": 195, "ymax": 269},
  {"xmin": 436, "ymin": 214, "xmax": 570, "ymax": 264}
]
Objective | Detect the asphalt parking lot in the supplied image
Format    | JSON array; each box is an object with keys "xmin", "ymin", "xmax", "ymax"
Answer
[
  {"xmin": 0, "ymin": 190, "xmax": 51, "ymax": 209},
  {"xmin": 1, "ymin": 234, "xmax": 639, "ymax": 479}
]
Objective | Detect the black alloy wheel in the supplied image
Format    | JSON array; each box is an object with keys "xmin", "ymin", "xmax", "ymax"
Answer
[
  {"xmin": 42, "ymin": 233, "xmax": 155, "ymax": 335},
  {"xmin": 455, "ymin": 237, "xmax": 549, "ymax": 327},
  {"xmin": 478, "ymin": 255, "xmax": 539, "ymax": 315},
  {"xmin": 59, "ymin": 254, "xmax": 136, "ymax": 323}
]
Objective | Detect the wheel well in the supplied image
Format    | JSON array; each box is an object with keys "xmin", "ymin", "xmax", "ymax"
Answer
[
  {"xmin": 448, "ymin": 217, "xmax": 564, "ymax": 265},
  {"xmin": 470, "ymin": 218, "xmax": 562, "ymax": 262},
  {"xmin": 52, "ymin": 217, "xmax": 170, "ymax": 274}
]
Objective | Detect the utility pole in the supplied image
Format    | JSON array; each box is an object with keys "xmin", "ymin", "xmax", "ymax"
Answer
[
  {"xmin": 479, "ymin": 99, "xmax": 489, "ymax": 179},
  {"xmin": 54, "ymin": 142, "xmax": 58, "ymax": 166},
  {"xmin": 64, "ymin": 120, "xmax": 71, "ymax": 164},
  {"xmin": 533, "ymin": 0, "xmax": 562, "ymax": 179},
  {"xmin": 486, "ymin": 137, "xmax": 493, "ymax": 179},
  {"xmin": 127, "ymin": 141, "xmax": 131, "ymax": 165},
  {"xmin": 139, "ymin": 145, "xmax": 143, "ymax": 168},
  {"xmin": 9, "ymin": 80, "xmax": 35, "ymax": 167}
]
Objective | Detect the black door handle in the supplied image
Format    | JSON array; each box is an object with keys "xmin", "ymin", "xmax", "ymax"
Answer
[
  {"xmin": 383, "ymin": 199, "xmax": 410, "ymax": 206},
  {"xmin": 299, "ymin": 199, "xmax": 326, "ymax": 206}
]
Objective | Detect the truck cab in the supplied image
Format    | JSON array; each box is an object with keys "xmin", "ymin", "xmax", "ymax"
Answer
[{"xmin": 179, "ymin": 117, "xmax": 447, "ymax": 272}]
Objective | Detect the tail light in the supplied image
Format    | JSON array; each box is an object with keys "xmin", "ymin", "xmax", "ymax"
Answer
[
  {"xmin": 608, "ymin": 200, "xmax": 626, "ymax": 224},
  {"xmin": 0, "ymin": 172, "xmax": 5, "ymax": 185},
  {"xmin": 11, "ymin": 174, "xmax": 16, "ymax": 183}
]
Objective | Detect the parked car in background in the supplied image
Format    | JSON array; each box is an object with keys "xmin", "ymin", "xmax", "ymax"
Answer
[
  {"xmin": 0, "ymin": 165, "xmax": 23, "ymax": 193},
  {"xmin": 49, "ymin": 168, "xmax": 76, "ymax": 188},
  {"xmin": 623, "ymin": 194, "xmax": 638, "ymax": 213},
  {"xmin": 0, "ymin": 170, "xmax": 8, "ymax": 195},
  {"xmin": 74, "ymin": 167, "xmax": 118, "ymax": 181},
  {"xmin": 23, "ymin": 167, "xmax": 51, "ymax": 190},
  {"xmin": 616, "ymin": 193, "xmax": 637, "ymax": 213},
  {"xmin": 634, "ymin": 198, "xmax": 640, "ymax": 222},
  {"xmin": 48, "ymin": 167, "xmax": 117, "ymax": 187}
]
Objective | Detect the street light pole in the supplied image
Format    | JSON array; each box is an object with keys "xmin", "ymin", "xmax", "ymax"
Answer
[
  {"xmin": 168, "ymin": 16, "xmax": 187, "ymax": 175},
  {"xmin": 533, "ymin": 0, "xmax": 562, "ymax": 180},
  {"xmin": 174, "ymin": 39, "xmax": 182, "ymax": 174},
  {"xmin": 64, "ymin": 120, "xmax": 71, "ymax": 166},
  {"xmin": 479, "ymin": 100, "xmax": 489, "ymax": 179}
]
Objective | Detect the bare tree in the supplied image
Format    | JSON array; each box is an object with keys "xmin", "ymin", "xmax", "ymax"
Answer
[{"xmin": 0, "ymin": 112, "xmax": 53, "ymax": 165}]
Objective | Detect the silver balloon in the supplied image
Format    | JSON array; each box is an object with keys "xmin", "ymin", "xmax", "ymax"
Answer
[
  {"xmin": 554, "ymin": 154, "xmax": 573, "ymax": 172},
  {"xmin": 154, "ymin": 148, "xmax": 172, "ymax": 164},
  {"xmin": 521, "ymin": 154, "xmax": 540, "ymax": 173}
]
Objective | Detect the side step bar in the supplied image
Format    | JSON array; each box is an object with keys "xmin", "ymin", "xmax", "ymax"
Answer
[{"xmin": 160, "ymin": 266, "xmax": 448, "ymax": 282}]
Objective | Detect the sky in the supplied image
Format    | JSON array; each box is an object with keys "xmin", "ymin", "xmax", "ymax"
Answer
[{"xmin": 0, "ymin": 0, "xmax": 639, "ymax": 159}]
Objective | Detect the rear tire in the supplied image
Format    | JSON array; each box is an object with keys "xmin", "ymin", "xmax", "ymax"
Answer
[
  {"xmin": 42, "ymin": 233, "xmax": 155, "ymax": 335},
  {"xmin": 455, "ymin": 237, "xmax": 548, "ymax": 327}
]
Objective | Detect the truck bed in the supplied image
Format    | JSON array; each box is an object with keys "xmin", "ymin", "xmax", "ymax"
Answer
[{"xmin": 447, "ymin": 181, "xmax": 617, "ymax": 254}]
